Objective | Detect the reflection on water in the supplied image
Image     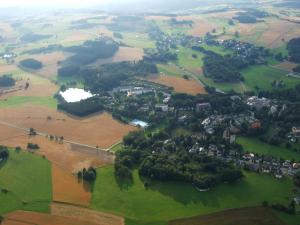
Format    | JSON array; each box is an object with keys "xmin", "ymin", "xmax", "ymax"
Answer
[{"xmin": 59, "ymin": 88, "xmax": 94, "ymax": 103}]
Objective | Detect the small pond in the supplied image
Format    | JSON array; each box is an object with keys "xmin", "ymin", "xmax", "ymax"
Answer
[
  {"xmin": 131, "ymin": 119, "xmax": 149, "ymax": 128},
  {"xmin": 59, "ymin": 88, "xmax": 94, "ymax": 103}
]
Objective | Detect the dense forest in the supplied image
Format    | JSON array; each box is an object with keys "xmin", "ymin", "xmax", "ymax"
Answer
[
  {"xmin": 19, "ymin": 58, "xmax": 43, "ymax": 70},
  {"xmin": 202, "ymin": 53, "xmax": 246, "ymax": 83},
  {"xmin": 20, "ymin": 33, "xmax": 52, "ymax": 43},
  {"xmin": 115, "ymin": 130, "xmax": 243, "ymax": 189},
  {"xmin": 83, "ymin": 61, "xmax": 158, "ymax": 92},
  {"xmin": 21, "ymin": 44, "xmax": 63, "ymax": 55},
  {"xmin": 63, "ymin": 38, "xmax": 119, "ymax": 66},
  {"xmin": 57, "ymin": 97, "xmax": 103, "ymax": 117},
  {"xmin": 287, "ymin": 38, "xmax": 300, "ymax": 63},
  {"xmin": 0, "ymin": 75, "xmax": 15, "ymax": 87}
]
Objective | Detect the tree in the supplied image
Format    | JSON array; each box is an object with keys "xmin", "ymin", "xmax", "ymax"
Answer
[
  {"xmin": 83, "ymin": 167, "xmax": 97, "ymax": 183},
  {"xmin": 293, "ymin": 171, "xmax": 300, "ymax": 188}
]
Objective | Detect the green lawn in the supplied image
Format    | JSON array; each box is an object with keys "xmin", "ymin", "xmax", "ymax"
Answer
[
  {"xmin": 242, "ymin": 65, "xmax": 300, "ymax": 91},
  {"xmin": 120, "ymin": 32, "xmax": 155, "ymax": 49},
  {"xmin": 0, "ymin": 96, "xmax": 57, "ymax": 109},
  {"xmin": 91, "ymin": 166, "xmax": 297, "ymax": 225},
  {"xmin": 237, "ymin": 137, "xmax": 300, "ymax": 161},
  {"xmin": 0, "ymin": 150, "xmax": 52, "ymax": 214},
  {"xmin": 175, "ymin": 47, "xmax": 204, "ymax": 72},
  {"xmin": 198, "ymin": 64, "xmax": 300, "ymax": 94},
  {"xmin": 157, "ymin": 64, "xmax": 183, "ymax": 78}
]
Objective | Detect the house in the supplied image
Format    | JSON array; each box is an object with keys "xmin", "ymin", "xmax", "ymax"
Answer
[
  {"xmin": 155, "ymin": 104, "xmax": 169, "ymax": 112},
  {"xmin": 196, "ymin": 103, "xmax": 211, "ymax": 112},
  {"xmin": 294, "ymin": 197, "xmax": 300, "ymax": 205},
  {"xmin": 247, "ymin": 96, "xmax": 271, "ymax": 110},
  {"xmin": 292, "ymin": 127, "xmax": 300, "ymax": 138},
  {"xmin": 249, "ymin": 120, "xmax": 261, "ymax": 129}
]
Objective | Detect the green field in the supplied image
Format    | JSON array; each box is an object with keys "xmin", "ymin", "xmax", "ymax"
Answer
[
  {"xmin": 242, "ymin": 65, "xmax": 300, "ymax": 91},
  {"xmin": 237, "ymin": 137, "xmax": 300, "ymax": 161},
  {"xmin": 198, "ymin": 64, "xmax": 300, "ymax": 93},
  {"xmin": 91, "ymin": 166, "xmax": 297, "ymax": 225},
  {"xmin": 0, "ymin": 96, "xmax": 57, "ymax": 109},
  {"xmin": 120, "ymin": 32, "xmax": 156, "ymax": 49},
  {"xmin": 0, "ymin": 150, "xmax": 52, "ymax": 215}
]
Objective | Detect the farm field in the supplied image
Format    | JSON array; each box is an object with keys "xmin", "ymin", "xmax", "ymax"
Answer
[
  {"xmin": 91, "ymin": 166, "xmax": 297, "ymax": 225},
  {"xmin": 241, "ymin": 65, "xmax": 300, "ymax": 91},
  {"xmin": 237, "ymin": 137, "xmax": 300, "ymax": 161},
  {"xmin": 199, "ymin": 64, "xmax": 300, "ymax": 93},
  {"xmin": 273, "ymin": 61, "xmax": 298, "ymax": 72},
  {"xmin": 3, "ymin": 210, "xmax": 99, "ymax": 225},
  {"xmin": 52, "ymin": 164, "xmax": 91, "ymax": 206},
  {"xmin": 169, "ymin": 207, "xmax": 286, "ymax": 225},
  {"xmin": 94, "ymin": 47, "xmax": 144, "ymax": 66},
  {"xmin": 0, "ymin": 150, "xmax": 52, "ymax": 215},
  {"xmin": 51, "ymin": 203, "xmax": 125, "ymax": 225},
  {"xmin": 0, "ymin": 105, "xmax": 137, "ymax": 149},
  {"xmin": 144, "ymin": 74, "xmax": 206, "ymax": 95},
  {"xmin": 17, "ymin": 52, "xmax": 70, "ymax": 79},
  {"xmin": 0, "ymin": 127, "xmax": 107, "ymax": 172}
]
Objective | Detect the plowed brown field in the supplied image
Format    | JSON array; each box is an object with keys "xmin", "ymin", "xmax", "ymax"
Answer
[
  {"xmin": 52, "ymin": 164, "xmax": 91, "ymax": 206},
  {"xmin": 145, "ymin": 75, "xmax": 206, "ymax": 95},
  {"xmin": 0, "ymin": 105, "xmax": 137, "ymax": 149},
  {"xmin": 51, "ymin": 203, "xmax": 124, "ymax": 225}
]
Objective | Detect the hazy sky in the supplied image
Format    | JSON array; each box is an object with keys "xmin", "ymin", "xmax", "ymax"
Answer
[{"xmin": 0, "ymin": 0, "xmax": 113, "ymax": 7}]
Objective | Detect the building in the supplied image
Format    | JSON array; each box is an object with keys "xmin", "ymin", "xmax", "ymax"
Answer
[
  {"xmin": 196, "ymin": 103, "xmax": 211, "ymax": 112},
  {"xmin": 155, "ymin": 104, "xmax": 169, "ymax": 112},
  {"xmin": 292, "ymin": 127, "xmax": 300, "ymax": 138}
]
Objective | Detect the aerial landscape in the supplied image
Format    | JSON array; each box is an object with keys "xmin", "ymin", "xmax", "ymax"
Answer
[{"xmin": 1, "ymin": 0, "xmax": 300, "ymax": 224}]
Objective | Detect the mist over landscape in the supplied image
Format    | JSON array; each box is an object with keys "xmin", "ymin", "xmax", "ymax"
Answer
[{"xmin": 0, "ymin": 1, "xmax": 300, "ymax": 225}]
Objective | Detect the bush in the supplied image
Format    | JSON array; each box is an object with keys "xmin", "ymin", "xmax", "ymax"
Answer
[
  {"xmin": 19, "ymin": 58, "xmax": 43, "ymax": 70},
  {"xmin": 27, "ymin": 143, "xmax": 40, "ymax": 150},
  {"xmin": 0, "ymin": 75, "xmax": 15, "ymax": 87}
]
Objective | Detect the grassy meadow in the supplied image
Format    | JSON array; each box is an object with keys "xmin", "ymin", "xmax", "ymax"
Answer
[
  {"xmin": 91, "ymin": 166, "xmax": 297, "ymax": 225},
  {"xmin": 0, "ymin": 150, "xmax": 52, "ymax": 215},
  {"xmin": 237, "ymin": 137, "xmax": 300, "ymax": 161}
]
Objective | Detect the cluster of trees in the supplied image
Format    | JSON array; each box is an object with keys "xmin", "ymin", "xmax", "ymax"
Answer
[
  {"xmin": 19, "ymin": 59, "xmax": 43, "ymax": 70},
  {"xmin": 58, "ymin": 97, "xmax": 103, "ymax": 117},
  {"xmin": 144, "ymin": 48, "xmax": 178, "ymax": 62},
  {"xmin": 293, "ymin": 66, "xmax": 300, "ymax": 73},
  {"xmin": 202, "ymin": 53, "xmax": 246, "ymax": 83},
  {"xmin": 21, "ymin": 44, "xmax": 62, "ymax": 55},
  {"xmin": 294, "ymin": 171, "xmax": 300, "ymax": 188},
  {"xmin": 27, "ymin": 143, "xmax": 39, "ymax": 150},
  {"xmin": 115, "ymin": 130, "xmax": 243, "ymax": 189},
  {"xmin": 233, "ymin": 10, "xmax": 268, "ymax": 23},
  {"xmin": 169, "ymin": 18, "xmax": 193, "ymax": 26},
  {"xmin": 107, "ymin": 16, "xmax": 148, "ymax": 32},
  {"xmin": 70, "ymin": 19, "xmax": 97, "ymax": 30},
  {"xmin": 64, "ymin": 38, "xmax": 119, "ymax": 66},
  {"xmin": 84, "ymin": 61, "xmax": 158, "ymax": 92},
  {"xmin": 0, "ymin": 146, "xmax": 9, "ymax": 161},
  {"xmin": 77, "ymin": 167, "xmax": 97, "ymax": 183},
  {"xmin": 287, "ymin": 38, "xmax": 300, "ymax": 63},
  {"xmin": 0, "ymin": 75, "xmax": 15, "ymax": 87},
  {"xmin": 21, "ymin": 33, "xmax": 52, "ymax": 43}
]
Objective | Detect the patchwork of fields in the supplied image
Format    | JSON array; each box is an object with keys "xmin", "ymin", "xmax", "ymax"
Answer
[{"xmin": 1, "ymin": 5, "xmax": 300, "ymax": 225}]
